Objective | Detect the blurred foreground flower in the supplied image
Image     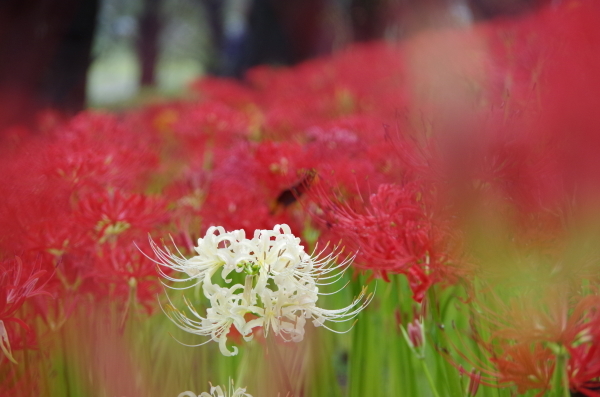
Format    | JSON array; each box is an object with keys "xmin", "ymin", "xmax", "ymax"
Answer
[
  {"xmin": 0, "ymin": 255, "xmax": 52, "ymax": 364},
  {"xmin": 150, "ymin": 224, "xmax": 372, "ymax": 356}
]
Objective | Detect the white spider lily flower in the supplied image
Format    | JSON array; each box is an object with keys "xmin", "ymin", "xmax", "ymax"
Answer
[
  {"xmin": 244, "ymin": 288, "xmax": 309, "ymax": 342},
  {"xmin": 178, "ymin": 379, "xmax": 252, "ymax": 397},
  {"xmin": 152, "ymin": 224, "xmax": 373, "ymax": 356},
  {"xmin": 162, "ymin": 285, "xmax": 252, "ymax": 356}
]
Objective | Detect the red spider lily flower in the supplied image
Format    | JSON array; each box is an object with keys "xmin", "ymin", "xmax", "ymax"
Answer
[
  {"xmin": 191, "ymin": 77, "xmax": 258, "ymax": 109},
  {"xmin": 569, "ymin": 341, "xmax": 600, "ymax": 397},
  {"xmin": 490, "ymin": 343, "xmax": 554, "ymax": 395},
  {"xmin": 476, "ymin": 286, "xmax": 600, "ymax": 348},
  {"xmin": 74, "ymin": 189, "xmax": 169, "ymax": 244},
  {"xmin": 10, "ymin": 200, "xmax": 84, "ymax": 257},
  {"xmin": 304, "ymin": 116, "xmax": 405, "ymax": 194},
  {"xmin": 91, "ymin": 243, "xmax": 161, "ymax": 314},
  {"xmin": 329, "ymin": 43, "xmax": 408, "ymax": 118},
  {"xmin": 443, "ymin": 287, "xmax": 587, "ymax": 396},
  {"xmin": 0, "ymin": 145, "xmax": 82, "ymax": 256},
  {"xmin": 177, "ymin": 101, "xmax": 249, "ymax": 138},
  {"xmin": 451, "ymin": 289, "xmax": 600, "ymax": 396},
  {"xmin": 200, "ymin": 173, "xmax": 291, "ymax": 235},
  {"xmin": 171, "ymin": 102, "xmax": 250, "ymax": 151},
  {"xmin": 41, "ymin": 112, "xmax": 159, "ymax": 193},
  {"xmin": 313, "ymin": 182, "xmax": 458, "ymax": 302},
  {"xmin": 450, "ymin": 338, "xmax": 554, "ymax": 396},
  {"xmin": 196, "ymin": 143, "xmax": 308, "ymax": 234},
  {"xmin": 0, "ymin": 256, "xmax": 52, "ymax": 363},
  {"xmin": 565, "ymin": 297, "xmax": 600, "ymax": 396},
  {"xmin": 471, "ymin": 283, "xmax": 600, "ymax": 347},
  {"xmin": 0, "ymin": 256, "xmax": 53, "ymax": 320},
  {"xmin": 244, "ymin": 42, "xmax": 408, "ymax": 136},
  {"xmin": 251, "ymin": 140, "xmax": 311, "ymax": 199}
]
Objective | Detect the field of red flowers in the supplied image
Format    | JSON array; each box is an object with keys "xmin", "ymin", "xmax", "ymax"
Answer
[{"xmin": 1, "ymin": 1, "xmax": 600, "ymax": 396}]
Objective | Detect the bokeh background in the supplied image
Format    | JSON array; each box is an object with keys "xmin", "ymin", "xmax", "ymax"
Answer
[{"xmin": 0, "ymin": 0, "xmax": 546, "ymax": 126}]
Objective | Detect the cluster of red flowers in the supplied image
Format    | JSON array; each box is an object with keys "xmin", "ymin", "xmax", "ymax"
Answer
[{"xmin": 0, "ymin": 0, "xmax": 599, "ymax": 395}]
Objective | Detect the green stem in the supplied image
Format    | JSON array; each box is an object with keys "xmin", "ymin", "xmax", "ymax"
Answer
[
  {"xmin": 552, "ymin": 346, "xmax": 570, "ymax": 397},
  {"xmin": 22, "ymin": 331, "xmax": 31, "ymax": 397},
  {"xmin": 59, "ymin": 329, "xmax": 72, "ymax": 397},
  {"xmin": 420, "ymin": 358, "xmax": 442, "ymax": 397}
]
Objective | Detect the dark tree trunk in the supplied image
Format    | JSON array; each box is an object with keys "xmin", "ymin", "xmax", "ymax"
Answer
[
  {"xmin": 41, "ymin": 0, "xmax": 99, "ymax": 112},
  {"xmin": 241, "ymin": 0, "xmax": 292, "ymax": 72},
  {"xmin": 350, "ymin": 0, "xmax": 386, "ymax": 41},
  {"xmin": 225, "ymin": 0, "xmax": 326, "ymax": 78},
  {"xmin": 270, "ymin": 0, "xmax": 328, "ymax": 63},
  {"xmin": 468, "ymin": 0, "xmax": 544, "ymax": 19},
  {"xmin": 0, "ymin": 0, "xmax": 99, "ymax": 130},
  {"xmin": 200, "ymin": 0, "xmax": 224, "ymax": 75},
  {"xmin": 138, "ymin": 0, "xmax": 161, "ymax": 87}
]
